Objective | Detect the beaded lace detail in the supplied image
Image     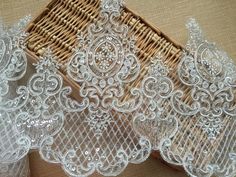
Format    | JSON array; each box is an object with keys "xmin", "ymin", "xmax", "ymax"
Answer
[
  {"xmin": 171, "ymin": 18, "xmax": 236, "ymax": 140},
  {"xmin": 0, "ymin": 16, "xmax": 31, "ymax": 163},
  {"xmin": 38, "ymin": 0, "xmax": 152, "ymax": 176},
  {"xmin": 1, "ymin": 2, "xmax": 236, "ymax": 177},
  {"xmin": 12, "ymin": 48, "xmax": 88, "ymax": 148},
  {"xmin": 159, "ymin": 19, "xmax": 236, "ymax": 177},
  {"xmin": 133, "ymin": 54, "xmax": 179, "ymax": 150}
]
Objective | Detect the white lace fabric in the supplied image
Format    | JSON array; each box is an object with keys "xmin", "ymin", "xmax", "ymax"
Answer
[
  {"xmin": 133, "ymin": 19, "xmax": 236, "ymax": 177},
  {"xmin": 0, "ymin": 16, "xmax": 31, "ymax": 163},
  {"xmin": 159, "ymin": 19, "xmax": 236, "ymax": 177},
  {"xmin": 0, "ymin": 156, "xmax": 30, "ymax": 177},
  {"xmin": 0, "ymin": 1, "xmax": 236, "ymax": 177},
  {"xmin": 3, "ymin": 0, "xmax": 153, "ymax": 176},
  {"xmin": 39, "ymin": 0, "xmax": 153, "ymax": 176}
]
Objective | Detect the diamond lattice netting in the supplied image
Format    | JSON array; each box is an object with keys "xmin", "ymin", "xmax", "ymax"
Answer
[{"xmin": 0, "ymin": 156, "xmax": 29, "ymax": 177}]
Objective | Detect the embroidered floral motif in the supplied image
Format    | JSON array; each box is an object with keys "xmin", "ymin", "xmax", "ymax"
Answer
[
  {"xmin": 159, "ymin": 18, "xmax": 236, "ymax": 177},
  {"xmin": 67, "ymin": 0, "xmax": 141, "ymax": 136},
  {"xmin": 85, "ymin": 108, "xmax": 114, "ymax": 138},
  {"xmin": 13, "ymin": 48, "xmax": 87, "ymax": 148},
  {"xmin": 0, "ymin": 16, "xmax": 31, "ymax": 163},
  {"xmin": 101, "ymin": 0, "xmax": 124, "ymax": 13},
  {"xmin": 38, "ymin": 1, "xmax": 151, "ymax": 177},
  {"xmin": 0, "ymin": 16, "xmax": 30, "ymax": 97},
  {"xmin": 172, "ymin": 18, "xmax": 236, "ymax": 140},
  {"xmin": 133, "ymin": 54, "xmax": 178, "ymax": 150}
]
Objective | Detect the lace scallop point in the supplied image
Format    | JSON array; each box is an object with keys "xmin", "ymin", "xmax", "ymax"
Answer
[
  {"xmin": 159, "ymin": 18, "xmax": 236, "ymax": 177},
  {"xmin": 37, "ymin": 0, "xmax": 154, "ymax": 176}
]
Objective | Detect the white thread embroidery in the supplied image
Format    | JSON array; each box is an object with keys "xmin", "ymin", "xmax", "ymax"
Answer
[
  {"xmin": 133, "ymin": 54, "xmax": 179, "ymax": 150},
  {"xmin": 171, "ymin": 18, "xmax": 236, "ymax": 140},
  {"xmin": 160, "ymin": 18, "xmax": 236, "ymax": 177},
  {"xmin": 0, "ymin": 16, "xmax": 31, "ymax": 163},
  {"xmin": 13, "ymin": 48, "xmax": 88, "ymax": 148},
  {"xmin": 39, "ymin": 1, "xmax": 151, "ymax": 176},
  {"xmin": 0, "ymin": 156, "xmax": 29, "ymax": 177},
  {"xmin": 67, "ymin": 0, "xmax": 141, "ymax": 137}
]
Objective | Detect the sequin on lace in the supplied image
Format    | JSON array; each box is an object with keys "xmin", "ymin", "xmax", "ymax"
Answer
[
  {"xmin": 0, "ymin": 16, "xmax": 31, "ymax": 163},
  {"xmin": 159, "ymin": 19, "xmax": 236, "ymax": 177},
  {"xmin": 38, "ymin": 0, "xmax": 152, "ymax": 176}
]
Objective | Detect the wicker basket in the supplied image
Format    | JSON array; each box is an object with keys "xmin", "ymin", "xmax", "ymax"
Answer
[
  {"xmin": 24, "ymin": 0, "xmax": 223, "ymax": 174},
  {"xmin": 25, "ymin": 0, "xmax": 183, "ymax": 89}
]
